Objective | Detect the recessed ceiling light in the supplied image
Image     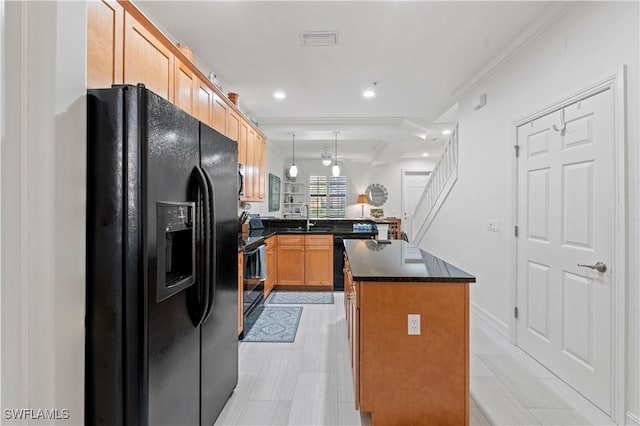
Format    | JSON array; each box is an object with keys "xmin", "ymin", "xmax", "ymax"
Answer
[
  {"xmin": 363, "ymin": 81, "xmax": 378, "ymax": 99},
  {"xmin": 442, "ymin": 129, "xmax": 451, "ymax": 135},
  {"xmin": 274, "ymin": 91, "xmax": 286, "ymax": 100},
  {"xmin": 422, "ymin": 153, "xmax": 429, "ymax": 157}
]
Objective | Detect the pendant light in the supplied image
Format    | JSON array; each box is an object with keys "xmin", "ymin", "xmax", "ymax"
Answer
[
  {"xmin": 332, "ymin": 132, "xmax": 340, "ymax": 177},
  {"xmin": 321, "ymin": 152, "xmax": 332, "ymax": 167},
  {"xmin": 289, "ymin": 132, "xmax": 298, "ymax": 178}
]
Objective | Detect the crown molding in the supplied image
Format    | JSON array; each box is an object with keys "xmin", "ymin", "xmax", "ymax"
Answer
[
  {"xmin": 451, "ymin": 1, "xmax": 578, "ymax": 100},
  {"xmin": 255, "ymin": 116, "xmax": 404, "ymax": 127}
]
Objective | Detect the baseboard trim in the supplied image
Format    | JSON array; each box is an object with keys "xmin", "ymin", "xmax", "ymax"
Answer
[
  {"xmin": 470, "ymin": 302, "xmax": 509, "ymax": 338},
  {"xmin": 626, "ymin": 411, "xmax": 640, "ymax": 426}
]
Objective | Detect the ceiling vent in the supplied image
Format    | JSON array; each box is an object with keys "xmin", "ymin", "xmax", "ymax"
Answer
[{"xmin": 301, "ymin": 31, "xmax": 338, "ymax": 47}]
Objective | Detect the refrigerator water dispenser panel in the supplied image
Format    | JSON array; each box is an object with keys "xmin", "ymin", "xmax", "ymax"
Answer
[{"xmin": 156, "ymin": 202, "xmax": 196, "ymax": 302}]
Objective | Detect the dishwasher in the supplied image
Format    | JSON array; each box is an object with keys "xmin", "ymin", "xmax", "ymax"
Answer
[{"xmin": 333, "ymin": 231, "xmax": 376, "ymax": 291}]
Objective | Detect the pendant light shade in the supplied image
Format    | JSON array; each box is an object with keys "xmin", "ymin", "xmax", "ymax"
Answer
[
  {"xmin": 321, "ymin": 152, "xmax": 332, "ymax": 167},
  {"xmin": 332, "ymin": 132, "xmax": 340, "ymax": 177},
  {"xmin": 289, "ymin": 132, "xmax": 298, "ymax": 178}
]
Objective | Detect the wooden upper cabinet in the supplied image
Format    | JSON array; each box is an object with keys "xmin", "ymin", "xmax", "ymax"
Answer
[
  {"xmin": 194, "ymin": 77, "xmax": 213, "ymax": 126},
  {"xmin": 238, "ymin": 120, "xmax": 248, "ymax": 167},
  {"xmin": 87, "ymin": 0, "xmax": 123, "ymax": 88},
  {"xmin": 89, "ymin": 1, "xmax": 268, "ymax": 192},
  {"xmin": 123, "ymin": 11, "xmax": 174, "ymax": 101},
  {"xmin": 173, "ymin": 58, "xmax": 195, "ymax": 115},
  {"xmin": 212, "ymin": 94, "xmax": 228, "ymax": 135},
  {"xmin": 245, "ymin": 128, "xmax": 257, "ymax": 200},
  {"xmin": 227, "ymin": 109, "xmax": 240, "ymax": 142},
  {"xmin": 256, "ymin": 134, "xmax": 266, "ymax": 200}
]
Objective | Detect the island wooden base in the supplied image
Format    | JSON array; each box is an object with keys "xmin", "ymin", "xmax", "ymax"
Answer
[{"xmin": 348, "ymin": 281, "xmax": 470, "ymax": 426}]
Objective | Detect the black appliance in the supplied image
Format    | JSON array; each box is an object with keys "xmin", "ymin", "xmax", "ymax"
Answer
[
  {"xmin": 242, "ymin": 242, "xmax": 266, "ymax": 333},
  {"xmin": 86, "ymin": 85, "xmax": 238, "ymax": 425},
  {"xmin": 333, "ymin": 233, "xmax": 376, "ymax": 290}
]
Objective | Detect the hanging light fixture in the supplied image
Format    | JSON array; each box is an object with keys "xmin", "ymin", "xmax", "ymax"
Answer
[
  {"xmin": 332, "ymin": 132, "xmax": 340, "ymax": 177},
  {"xmin": 289, "ymin": 132, "xmax": 298, "ymax": 178},
  {"xmin": 320, "ymin": 151, "xmax": 332, "ymax": 167}
]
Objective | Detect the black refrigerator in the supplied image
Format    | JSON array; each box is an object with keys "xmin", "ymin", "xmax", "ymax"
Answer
[{"xmin": 86, "ymin": 84, "xmax": 238, "ymax": 425}]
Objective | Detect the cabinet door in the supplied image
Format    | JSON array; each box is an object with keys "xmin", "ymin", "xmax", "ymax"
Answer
[
  {"xmin": 238, "ymin": 252, "xmax": 243, "ymax": 335},
  {"xmin": 352, "ymin": 299, "xmax": 360, "ymax": 408},
  {"xmin": 174, "ymin": 57, "xmax": 194, "ymax": 115},
  {"xmin": 227, "ymin": 109, "xmax": 240, "ymax": 142},
  {"xmin": 276, "ymin": 245, "xmax": 305, "ymax": 286},
  {"xmin": 256, "ymin": 134, "xmax": 266, "ymax": 200},
  {"xmin": 194, "ymin": 78, "xmax": 213, "ymax": 126},
  {"xmin": 123, "ymin": 12, "xmax": 174, "ymax": 101},
  {"xmin": 212, "ymin": 93, "xmax": 228, "ymax": 135},
  {"xmin": 238, "ymin": 120, "xmax": 248, "ymax": 166},
  {"xmin": 87, "ymin": 0, "xmax": 123, "ymax": 88},
  {"xmin": 245, "ymin": 128, "xmax": 257, "ymax": 200},
  {"xmin": 265, "ymin": 245, "xmax": 276, "ymax": 298}
]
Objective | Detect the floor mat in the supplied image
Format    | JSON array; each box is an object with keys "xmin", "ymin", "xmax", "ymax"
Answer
[
  {"xmin": 266, "ymin": 291, "xmax": 334, "ymax": 305},
  {"xmin": 241, "ymin": 306, "xmax": 303, "ymax": 343}
]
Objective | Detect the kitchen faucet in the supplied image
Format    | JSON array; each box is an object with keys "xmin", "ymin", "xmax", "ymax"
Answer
[{"xmin": 302, "ymin": 204, "xmax": 313, "ymax": 231}]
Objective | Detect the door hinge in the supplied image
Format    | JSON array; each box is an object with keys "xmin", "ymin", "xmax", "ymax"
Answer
[
  {"xmin": 514, "ymin": 144, "xmax": 520, "ymax": 158},
  {"xmin": 514, "ymin": 225, "xmax": 519, "ymax": 237},
  {"xmin": 514, "ymin": 307, "xmax": 519, "ymax": 319}
]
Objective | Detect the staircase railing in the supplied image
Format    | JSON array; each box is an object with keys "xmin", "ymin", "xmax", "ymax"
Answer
[{"xmin": 412, "ymin": 125, "xmax": 459, "ymax": 243}]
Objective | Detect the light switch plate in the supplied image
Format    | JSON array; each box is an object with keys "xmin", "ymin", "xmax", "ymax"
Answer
[{"xmin": 487, "ymin": 220, "xmax": 500, "ymax": 232}]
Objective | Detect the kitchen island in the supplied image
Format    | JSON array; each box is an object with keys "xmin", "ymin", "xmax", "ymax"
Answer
[{"xmin": 343, "ymin": 239, "xmax": 475, "ymax": 426}]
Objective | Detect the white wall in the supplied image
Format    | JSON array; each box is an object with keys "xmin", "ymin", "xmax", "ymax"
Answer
[
  {"xmin": 420, "ymin": 2, "xmax": 639, "ymax": 423},
  {"xmin": 268, "ymin": 157, "xmax": 435, "ymax": 219},
  {"xmin": 1, "ymin": 1, "xmax": 86, "ymax": 423}
]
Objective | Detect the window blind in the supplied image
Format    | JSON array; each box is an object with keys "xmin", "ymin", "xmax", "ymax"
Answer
[{"xmin": 309, "ymin": 175, "xmax": 346, "ymax": 218}]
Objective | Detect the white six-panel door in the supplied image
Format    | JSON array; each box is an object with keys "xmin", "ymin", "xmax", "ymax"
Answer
[
  {"xmin": 516, "ymin": 89, "xmax": 613, "ymax": 414},
  {"xmin": 402, "ymin": 171, "xmax": 430, "ymax": 241}
]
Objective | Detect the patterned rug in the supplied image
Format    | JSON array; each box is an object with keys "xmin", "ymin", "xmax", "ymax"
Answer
[
  {"xmin": 266, "ymin": 291, "xmax": 335, "ymax": 305},
  {"xmin": 242, "ymin": 306, "xmax": 303, "ymax": 343}
]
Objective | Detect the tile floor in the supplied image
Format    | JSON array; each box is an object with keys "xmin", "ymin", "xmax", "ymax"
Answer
[{"xmin": 214, "ymin": 293, "xmax": 614, "ymax": 426}]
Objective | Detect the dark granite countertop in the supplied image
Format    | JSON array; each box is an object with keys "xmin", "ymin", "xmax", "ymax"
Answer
[
  {"xmin": 344, "ymin": 239, "xmax": 475, "ymax": 283},
  {"xmin": 238, "ymin": 219, "xmax": 378, "ymax": 252}
]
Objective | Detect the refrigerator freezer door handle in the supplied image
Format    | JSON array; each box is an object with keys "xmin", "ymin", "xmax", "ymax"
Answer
[
  {"xmin": 191, "ymin": 166, "xmax": 211, "ymax": 328},
  {"xmin": 202, "ymin": 170, "xmax": 216, "ymax": 324}
]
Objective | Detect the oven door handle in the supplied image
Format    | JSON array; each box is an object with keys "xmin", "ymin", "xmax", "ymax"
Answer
[{"xmin": 190, "ymin": 166, "xmax": 211, "ymax": 328}]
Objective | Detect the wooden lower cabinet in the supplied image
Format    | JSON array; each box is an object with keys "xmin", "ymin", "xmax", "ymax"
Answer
[
  {"xmin": 304, "ymin": 235, "xmax": 333, "ymax": 286},
  {"xmin": 344, "ymin": 262, "xmax": 470, "ymax": 425},
  {"xmin": 264, "ymin": 236, "xmax": 277, "ymax": 298},
  {"xmin": 276, "ymin": 234, "xmax": 332, "ymax": 287},
  {"xmin": 238, "ymin": 251, "xmax": 243, "ymax": 335},
  {"xmin": 276, "ymin": 235, "xmax": 305, "ymax": 286}
]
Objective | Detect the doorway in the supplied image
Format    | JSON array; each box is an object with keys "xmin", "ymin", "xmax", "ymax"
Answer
[
  {"xmin": 514, "ymin": 79, "xmax": 625, "ymax": 418},
  {"xmin": 401, "ymin": 170, "xmax": 430, "ymax": 241}
]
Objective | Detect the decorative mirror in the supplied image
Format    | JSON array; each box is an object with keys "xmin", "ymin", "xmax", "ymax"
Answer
[{"xmin": 365, "ymin": 183, "xmax": 388, "ymax": 207}]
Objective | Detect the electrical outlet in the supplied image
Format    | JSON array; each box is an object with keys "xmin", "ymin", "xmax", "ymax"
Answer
[{"xmin": 408, "ymin": 314, "xmax": 421, "ymax": 335}]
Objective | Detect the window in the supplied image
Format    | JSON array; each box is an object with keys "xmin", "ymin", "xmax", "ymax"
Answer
[{"xmin": 309, "ymin": 175, "xmax": 346, "ymax": 218}]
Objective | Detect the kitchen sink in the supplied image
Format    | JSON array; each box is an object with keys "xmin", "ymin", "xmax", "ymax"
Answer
[{"xmin": 283, "ymin": 226, "xmax": 332, "ymax": 233}]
